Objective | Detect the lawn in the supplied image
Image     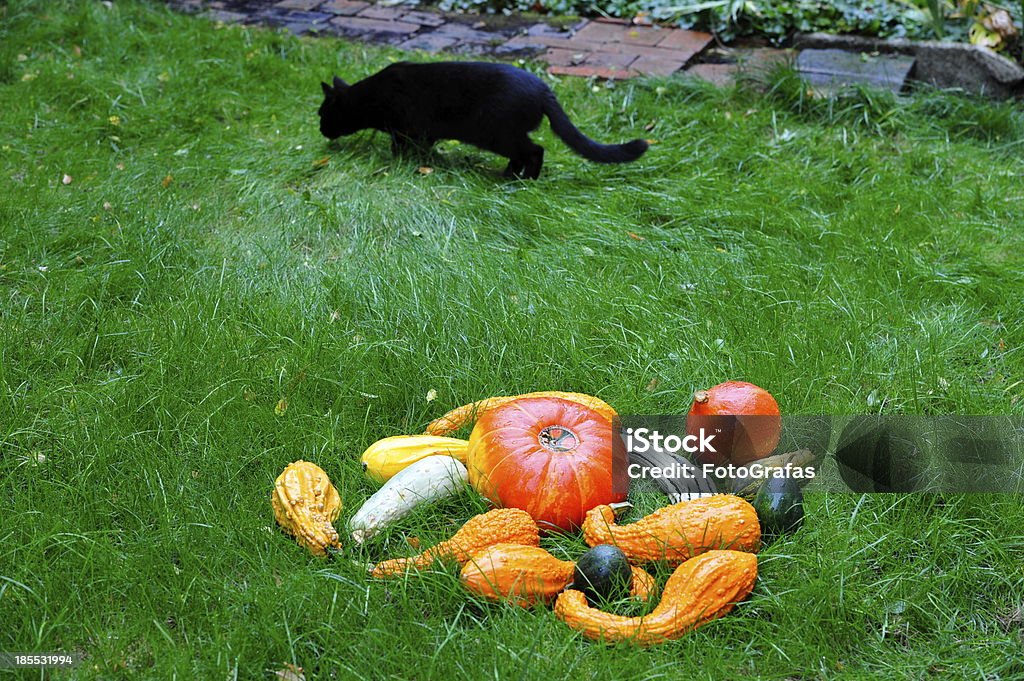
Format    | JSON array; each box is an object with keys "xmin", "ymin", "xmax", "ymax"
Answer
[{"xmin": 2, "ymin": 0, "xmax": 1024, "ymax": 678}]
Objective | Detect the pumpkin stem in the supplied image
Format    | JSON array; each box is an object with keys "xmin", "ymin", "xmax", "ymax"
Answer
[
  {"xmin": 608, "ymin": 501, "xmax": 633, "ymax": 518},
  {"xmin": 693, "ymin": 390, "xmax": 710, "ymax": 404}
]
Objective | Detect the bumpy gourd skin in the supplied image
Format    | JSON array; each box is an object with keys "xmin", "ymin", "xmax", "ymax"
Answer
[
  {"xmin": 583, "ymin": 495, "xmax": 761, "ymax": 565},
  {"xmin": 425, "ymin": 391, "xmax": 617, "ymax": 436},
  {"xmin": 554, "ymin": 550, "xmax": 758, "ymax": 645},
  {"xmin": 271, "ymin": 461, "xmax": 342, "ymax": 556},
  {"xmin": 461, "ymin": 544, "xmax": 576, "ymax": 606},
  {"xmin": 459, "ymin": 544, "xmax": 659, "ymax": 607},
  {"xmin": 370, "ymin": 508, "xmax": 540, "ymax": 577}
]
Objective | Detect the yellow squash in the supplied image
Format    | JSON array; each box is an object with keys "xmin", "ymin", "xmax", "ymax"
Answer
[{"xmin": 360, "ymin": 435, "xmax": 469, "ymax": 483}]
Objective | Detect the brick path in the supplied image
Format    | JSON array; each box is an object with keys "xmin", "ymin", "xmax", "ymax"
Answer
[
  {"xmin": 164, "ymin": 0, "xmax": 918, "ymax": 90},
  {"xmin": 166, "ymin": 0, "xmax": 737, "ymax": 80}
]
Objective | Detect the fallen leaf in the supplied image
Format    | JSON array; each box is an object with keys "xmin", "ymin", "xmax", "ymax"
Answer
[
  {"xmin": 62, "ymin": 174, "xmax": 73, "ymax": 185},
  {"xmin": 405, "ymin": 536, "xmax": 421, "ymax": 550},
  {"xmin": 102, "ymin": 201, "xmax": 112, "ymax": 210},
  {"xmin": 417, "ymin": 166, "xmax": 433, "ymax": 175},
  {"xmin": 426, "ymin": 389, "xmax": 437, "ymax": 402},
  {"xmin": 73, "ymin": 45, "xmax": 82, "ymax": 57},
  {"xmin": 161, "ymin": 174, "xmax": 173, "ymax": 188},
  {"xmin": 191, "ymin": 470, "xmax": 200, "ymax": 479},
  {"xmin": 329, "ymin": 310, "xmax": 340, "ymax": 323},
  {"xmin": 627, "ymin": 231, "xmax": 645, "ymax": 240},
  {"xmin": 108, "ymin": 115, "xmax": 121, "ymax": 126},
  {"xmin": 311, "ymin": 156, "xmax": 329, "ymax": 168},
  {"xmin": 275, "ymin": 397, "xmax": 288, "ymax": 416},
  {"xmin": 272, "ymin": 664, "xmax": 304, "ymax": 681},
  {"xmin": 644, "ymin": 377, "xmax": 659, "ymax": 392},
  {"xmin": 116, "ymin": 163, "xmax": 125, "ymax": 171},
  {"xmin": 645, "ymin": 138, "xmax": 659, "ymax": 145}
]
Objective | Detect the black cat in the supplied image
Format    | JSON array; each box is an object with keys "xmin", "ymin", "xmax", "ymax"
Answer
[{"xmin": 318, "ymin": 61, "xmax": 648, "ymax": 179}]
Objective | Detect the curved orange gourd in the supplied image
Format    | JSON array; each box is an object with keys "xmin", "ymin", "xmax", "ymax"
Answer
[
  {"xmin": 583, "ymin": 495, "xmax": 760, "ymax": 565},
  {"xmin": 370, "ymin": 508, "xmax": 539, "ymax": 577},
  {"xmin": 554, "ymin": 550, "xmax": 758, "ymax": 645},
  {"xmin": 460, "ymin": 544, "xmax": 658, "ymax": 607},
  {"xmin": 426, "ymin": 391, "xmax": 617, "ymax": 436}
]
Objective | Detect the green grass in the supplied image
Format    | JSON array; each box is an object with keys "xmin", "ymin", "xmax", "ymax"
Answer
[{"xmin": 2, "ymin": 0, "xmax": 1024, "ymax": 678}]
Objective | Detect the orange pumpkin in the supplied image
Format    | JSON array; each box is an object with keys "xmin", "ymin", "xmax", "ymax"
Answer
[
  {"xmin": 466, "ymin": 397, "xmax": 627, "ymax": 533},
  {"xmin": 686, "ymin": 381, "xmax": 781, "ymax": 467}
]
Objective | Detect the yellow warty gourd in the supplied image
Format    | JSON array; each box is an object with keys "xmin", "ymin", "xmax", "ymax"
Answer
[
  {"xmin": 359, "ymin": 435, "xmax": 469, "ymax": 483},
  {"xmin": 271, "ymin": 460, "xmax": 342, "ymax": 556}
]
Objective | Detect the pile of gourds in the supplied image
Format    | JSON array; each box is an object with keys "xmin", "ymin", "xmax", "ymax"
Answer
[{"xmin": 271, "ymin": 388, "xmax": 797, "ymax": 646}]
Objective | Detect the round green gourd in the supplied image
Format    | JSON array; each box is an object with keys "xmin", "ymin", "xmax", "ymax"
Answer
[
  {"xmin": 752, "ymin": 475, "xmax": 804, "ymax": 537},
  {"xmin": 572, "ymin": 544, "xmax": 633, "ymax": 604}
]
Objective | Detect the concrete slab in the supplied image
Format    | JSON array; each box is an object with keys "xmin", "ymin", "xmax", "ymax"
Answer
[{"xmin": 796, "ymin": 48, "xmax": 915, "ymax": 94}]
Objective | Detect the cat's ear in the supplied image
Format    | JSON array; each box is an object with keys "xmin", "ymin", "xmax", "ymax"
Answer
[
  {"xmin": 321, "ymin": 81, "xmax": 332, "ymax": 95},
  {"xmin": 332, "ymin": 75, "xmax": 349, "ymax": 90}
]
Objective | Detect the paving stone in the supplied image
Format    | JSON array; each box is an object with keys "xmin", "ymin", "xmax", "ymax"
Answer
[
  {"xmin": 794, "ymin": 32, "xmax": 1024, "ymax": 99},
  {"xmin": 357, "ymin": 5, "xmax": 406, "ymax": 20},
  {"xmin": 595, "ymin": 42, "xmax": 694, "ymax": 60},
  {"xmin": 280, "ymin": 10, "xmax": 335, "ymax": 34},
  {"xmin": 525, "ymin": 22, "xmax": 575, "ymax": 38},
  {"xmin": 656, "ymin": 29, "xmax": 712, "ymax": 61},
  {"xmin": 492, "ymin": 37, "xmax": 547, "ymax": 57},
  {"xmin": 509, "ymin": 34, "xmax": 604, "ymax": 50},
  {"xmin": 398, "ymin": 33, "xmax": 459, "ymax": 52},
  {"xmin": 330, "ymin": 15, "xmax": 420, "ymax": 36},
  {"xmin": 429, "ymin": 22, "xmax": 499, "ymax": 44},
  {"xmin": 585, "ymin": 51, "xmax": 639, "ymax": 69},
  {"xmin": 321, "ymin": 0, "xmax": 368, "ymax": 15},
  {"xmin": 796, "ymin": 48, "xmax": 915, "ymax": 94},
  {"xmin": 739, "ymin": 47, "xmax": 794, "ymax": 71},
  {"xmin": 685, "ymin": 63, "xmax": 738, "ymax": 86},
  {"xmin": 548, "ymin": 65, "xmax": 636, "ymax": 79},
  {"xmin": 543, "ymin": 47, "xmax": 589, "ymax": 67},
  {"xmin": 631, "ymin": 55, "xmax": 686, "ymax": 76},
  {"xmin": 275, "ymin": 0, "xmax": 322, "ymax": 9},
  {"xmin": 575, "ymin": 21, "xmax": 665, "ymax": 47},
  {"xmin": 206, "ymin": 9, "xmax": 248, "ymax": 22},
  {"xmin": 402, "ymin": 11, "xmax": 445, "ymax": 27},
  {"xmin": 282, "ymin": 9, "xmax": 334, "ymax": 23}
]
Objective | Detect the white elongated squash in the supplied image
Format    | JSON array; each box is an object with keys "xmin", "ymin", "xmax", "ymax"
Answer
[{"xmin": 349, "ymin": 455, "xmax": 469, "ymax": 544}]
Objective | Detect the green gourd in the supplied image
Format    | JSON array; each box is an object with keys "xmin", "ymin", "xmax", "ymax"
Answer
[
  {"xmin": 752, "ymin": 476, "xmax": 804, "ymax": 537},
  {"xmin": 571, "ymin": 544, "xmax": 633, "ymax": 604}
]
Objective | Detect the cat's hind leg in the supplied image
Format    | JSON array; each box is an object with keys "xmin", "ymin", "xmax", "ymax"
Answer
[
  {"xmin": 499, "ymin": 137, "xmax": 544, "ymax": 180},
  {"xmin": 522, "ymin": 144, "xmax": 544, "ymax": 180}
]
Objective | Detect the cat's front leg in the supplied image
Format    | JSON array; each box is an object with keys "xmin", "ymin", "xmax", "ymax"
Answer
[
  {"xmin": 390, "ymin": 132, "xmax": 432, "ymax": 157},
  {"xmin": 390, "ymin": 133, "xmax": 413, "ymax": 157}
]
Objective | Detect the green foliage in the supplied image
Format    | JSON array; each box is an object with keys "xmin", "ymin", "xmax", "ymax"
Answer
[{"xmin": 3, "ymin": 1, "xmax": 1024, "ymax": 678}]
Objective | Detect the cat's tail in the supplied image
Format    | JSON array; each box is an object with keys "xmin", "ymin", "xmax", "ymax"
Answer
[{"xmin": 543, "ymin": 93, "xmax": 648, "ymax": 164}]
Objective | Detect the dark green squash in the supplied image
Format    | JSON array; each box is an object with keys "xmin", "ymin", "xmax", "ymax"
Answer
[
  {"xmin": 752, "ymin": 475, "xmax": 804, "ymax": 537},
  {"xmin": 572, "ymin": 544, "xmax": 633, "ymax": 604}
]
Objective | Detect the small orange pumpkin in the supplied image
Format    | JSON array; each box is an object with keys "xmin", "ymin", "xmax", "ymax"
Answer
[
  {"xmin": 687, "ymin": 381, "xmax": 781, "ymax": 467},
  {"xmin": 466, "ymin": 397, "xmax": 628, "ymax": 533}
]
